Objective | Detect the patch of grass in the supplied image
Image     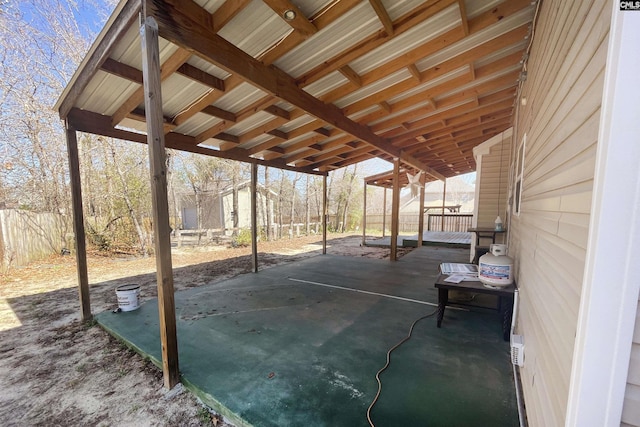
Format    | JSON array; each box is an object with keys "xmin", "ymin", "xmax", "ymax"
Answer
[
  {"xmin": 84, "ymin": 318, "xmax": 98, "ymax": 328},
  {"xmin": 196, "ymin": 406, "xmax": 211, "ymax": 424}
]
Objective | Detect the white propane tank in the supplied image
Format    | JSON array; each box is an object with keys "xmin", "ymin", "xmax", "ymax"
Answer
[{"xmin": 479, "ymin": 244, "xmax": 513, "ymax": 288}]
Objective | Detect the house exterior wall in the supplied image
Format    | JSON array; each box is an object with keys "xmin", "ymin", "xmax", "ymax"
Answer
[
  {"xmin": 508, "ymin": 0, "xmax": 611, "ymax": 425},
  {"xmin": 473, "ymin": 128, "xmax": 512, "ymax": 232}
]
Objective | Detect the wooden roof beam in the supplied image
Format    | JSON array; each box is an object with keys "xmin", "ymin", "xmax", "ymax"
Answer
[
  {"xmin": 128, "ymin": 107, "xmax": 175, "ymax": 133},
  {"xmin": 100, "ymin": 58, "xmax": 143, "ymax": 84},
  {"xmin": 202, "ymin": 105, "xmax": 237, "ymax": 122},
  {"xmin": 283, "ymin": 135, "xmax": 354, "ymax": 162},
  {"xmin": 262, "ymin": 0, "xmax": 318, "ymax": 36},
  {"xmin": 147, "ymin": 0, "xmax": 430, "ymax": 173},
  {"xmin": 458, "ymin": 0, "xmax": 469, "ymax": 35},
  {"xmin": 66, "ymin": 108, "xmax": 324, "ymax": 175},
  {"xmin": 259, "ymin": 0, "xmax": 361, "ymax": 65},
  {"xmin": 387, "ymin": 98, "xmax": 513, "ymax": 144},
  {"xmin": 176, "ymin": 63, "xmax": 225, "ymax": 91},
  {"xmin": 407, "ymin": 64, "xmax": 422, "ymax": 82},
  {"xmin": 172, "ymin": 75, "xmax": 243, "ymax": 126},
  {"xmin": 378, "ymin": 79, "xmax": 518, "ymax": 138},
  {"xmin": 110, "ymin": 47, "xmax": 191, "ymax": 127},
  {"xmin": 401, "ymin": 151, "xmax": 445, "ymax": 181},
  {"xmin": 195, "ymin": 96, "xmax": 277, "ymax": 143},
  {"xmin": 297, "ymin": 0, "xmax": 457, "ymax": 86},
  {"xmin": 325, "ymin": 153, "xmax": 378, "ymax": 171},
  {"xmin": 368, "ymin": 0, "xmax": 394, "ymax": 35},
  {"xmin": 339, "ymin": 65, "xmax": 362, "ymax": 87},
  {"xmin": 319, "ymin": 1, "xmax": 531, "ymax": 104},
  {"xmin": 212, "ymin": 0, "xmax": 253, "ymax": 31}
]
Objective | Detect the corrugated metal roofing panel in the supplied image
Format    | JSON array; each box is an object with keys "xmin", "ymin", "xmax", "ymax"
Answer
[
  {"xmin": 465, "ymin": 0, "xmax": 504, "ymax": 19},
  {"xmin": 117, "ymin": 117, "xmax": 148, "ymax": 134},
  {"xmin": 213, "ymin": 82, "xmax": 269, "ymax": 112},
  {"xmin": 415, "ymin": 7, "xmax": 533, "ymax": 70},
  {"xmin": 296, "ymin": 0, "xmax": 332, "ymax": 17},
  {"xmin": 279, "ymin": 114, "xmax": 315, "ymax": 133},
  {"xmin": 194, "ymin": 0, "xmax": 227, "ymax": 14},
  {"xmin": 274, "ymin": 2, "xmax": 379, "ymax": 78},
  {"xmin": 334, "ymin": 69, "xmax": 411, "ymax": 108},
  {"xmin": 225, "ymin": 110, "xmax": 274, "ymax": 136},
  {"xmin": 109, "ymin": 24, "xmax": 140, "ymax": 66},
  {"xmin": 382, "ymin": 0, "xmax": 439, "ymax": 21},
  {"xmin": 59, "ymin": 0, "xmax": 536, "ymax": 177},
  {"xmin": 161, "ymin": 74, "xmax": 211, "ymax": 118},
  {"xmin": 303, "ymin": 72, "xmax": 349, "ymax": 98},
  {"xmin": 238, "ymin": 134, "xmax": 271, "ymax": 151},
  {"xmin": 349, "ymin": 4, "xmax": 460, "ymax": 75},
  {"xmin": 218, "ymin": 0, "xmax": 292, "ymax": 59},
  {"xmin": 364, "ymin": 99, "xmax": 432, "ymax": 126},
  {"xmin": 76, "ymin": 71, "xmax": 138, "ymax": 116},
  {"xmin": 387, "ymin": 66, "xmax": 471, "ymax": 103},
  {"xmin": 474, "ymin": 41, "xmax": 528, "ymax": 68},
  {"xmin": 434, "ymin": 64, "xmax": 521, "ymax": 101},
  {"xmin": 186, "ymin": 56, "xmax": 231, "ymax": 80},
  {"xmin": 175, "ymin": 112, "xmax": 222, "ymax": 137},
  {"xmin": 348, "ymin": 105, "xmax": 381, "ymax": 122}
]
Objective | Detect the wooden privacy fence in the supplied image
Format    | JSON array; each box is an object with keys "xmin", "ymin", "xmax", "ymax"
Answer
[
  {"xmin": 0, "ymin": 209, "xmax": 69, "ymax": 270},
  {"xmin": 366, "ymin": 213, "xmax": 473, "ymax": 233}
]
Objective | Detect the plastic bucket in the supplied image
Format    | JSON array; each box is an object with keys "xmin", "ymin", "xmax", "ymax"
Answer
[{"xmin": 115, "ymin": 284, "xmax": 140, "ymax": 312}]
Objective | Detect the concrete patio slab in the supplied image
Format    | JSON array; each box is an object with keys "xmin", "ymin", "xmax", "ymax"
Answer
[{"xmin": 96, "ymin": 247, "xmax": 517, "ymax": 427}]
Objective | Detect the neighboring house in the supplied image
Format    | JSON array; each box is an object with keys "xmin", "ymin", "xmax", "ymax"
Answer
[
  {"xmin": 400, "ymin": 177, "xmax": 475, "ymax": 213},
  {"xmin": 180, "ymin": 182, "xmax": 275, "ymax": 235},
  {"xmin": 474, "ymin": 3, "xmax": 640, "ymax": 426}
]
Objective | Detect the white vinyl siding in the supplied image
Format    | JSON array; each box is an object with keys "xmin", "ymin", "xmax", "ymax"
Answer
[
  {"xmin": 508, "ymin": 0, "xmax": 610, "ymax": 425},
  {"xmin": 474, "ymin": 131, "xmax": 512, "ymax": 231}
]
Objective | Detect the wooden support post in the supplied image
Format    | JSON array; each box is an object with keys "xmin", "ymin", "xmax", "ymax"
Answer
[
  {"xmin": 362, "ymin": 180, "xmax": 367, "ymax": 246},
  {"xmin": 441, "ymin": 178, "xmax": 447, "ymax": 232},
  {"xmin": 382, "ymin": 188, "xmax": 387, "ymax": 237},
  {"xmin": 65, "ymin": 123, "xmax": 91, "ymax": 322},
  {"xmin": 322, "ymin": 174, "xmax": 327, "ymax": 254},
  {"xmin": 390, "ymin": 158, "xmax": 400, "ymax": 261},
  {"xmin": 141, "ymin": 16, "xmax": 179, "ymax": 389},
  {"xmin": 251, "ymin": 162, "xmax": 258, "ymax": 273},
  {"xmin": 417, "ymin": 172, "xmax": 426, "ymax": 247}
]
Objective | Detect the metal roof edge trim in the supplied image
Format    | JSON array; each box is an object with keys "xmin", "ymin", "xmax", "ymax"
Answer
[{"xmin": 55, "ymin": 0, "xmax": 140, "ymax": 118}]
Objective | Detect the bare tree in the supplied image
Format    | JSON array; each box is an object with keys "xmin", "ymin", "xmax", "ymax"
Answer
[
  {"xmin": 0, "ymin": 0, "xmax": 113, "ymax": 214},
  {"xmin": 108, "ymin": 141, "xmax": 149, "ymax": 254},
  {"xmin": 289, "ymin": 173, "xmax": 301, "ymax": 238},
  {"xmin": 264, "ymin": 166, "xmax": 272, "ymax": 240}
]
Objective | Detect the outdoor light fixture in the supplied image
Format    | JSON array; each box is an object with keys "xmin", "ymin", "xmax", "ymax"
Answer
[{"xmin": 283, "ymin": 9, "xmax": 296, "ymax": 20}]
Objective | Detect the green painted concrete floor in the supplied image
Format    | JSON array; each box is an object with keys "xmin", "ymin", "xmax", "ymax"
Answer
[{"xmin": 96, "ymin": 246, "xmax": 518, "ymax": 427}]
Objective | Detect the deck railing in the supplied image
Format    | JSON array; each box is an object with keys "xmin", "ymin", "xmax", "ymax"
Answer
[
  {"xmin": 365, "ymin": 213, "xmax": 473, "ymax": 233},
  {"xmin": 426, "ymin": 213, "xmax": 473, "ymax": 232}
]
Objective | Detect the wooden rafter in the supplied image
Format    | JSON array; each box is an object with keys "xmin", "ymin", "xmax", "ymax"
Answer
[
  {"xmin": 57, "ymin": 0, "xmax": 536, "ymax": 180},
  {"xmin": 146, "ymin": 0, "xmax": 430, "ymax": 173},
  {"xmin": 67, "ymin": 108, "xmax": 324, "ymax": 175},
  {"xmin": 111, "ymin": 48, "xmax": 192, "ymax": 127},
  {"xmin": 297, "ymin": 0, "xmax": 457, "ymax": 87},
  {"xmin": 368, "ymin": 0, "xmax": 394, "ymax": 35}
]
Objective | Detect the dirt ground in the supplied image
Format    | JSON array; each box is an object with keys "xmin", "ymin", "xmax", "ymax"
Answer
[{"xmin": 0, "ymin": 233, "xmax": 410, "ymax": 426}]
